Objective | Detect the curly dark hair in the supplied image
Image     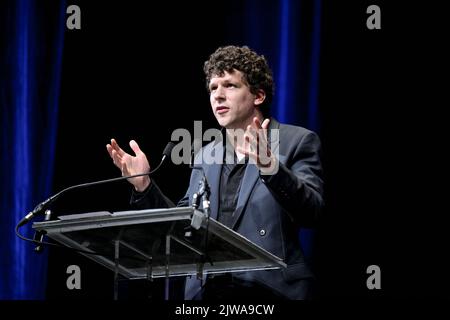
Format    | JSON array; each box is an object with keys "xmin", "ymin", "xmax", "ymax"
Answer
[{"xmin": 204, "ymin": 45, "xmax": 274, "ymax": 115}]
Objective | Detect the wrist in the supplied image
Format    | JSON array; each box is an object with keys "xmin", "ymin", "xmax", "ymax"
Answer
[{"xmin": 134, "ymin": 176, "xmax": 151, "ymax": 192}]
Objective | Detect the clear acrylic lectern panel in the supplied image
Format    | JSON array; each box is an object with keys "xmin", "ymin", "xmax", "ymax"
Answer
[{"xmin": 33, "ymin": 207, "xmax": 286, "ymax": 280}]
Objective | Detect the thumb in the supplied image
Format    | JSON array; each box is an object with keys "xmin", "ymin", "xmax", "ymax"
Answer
[{"xmin": 129, "ymin": 140, "xmax": 142, "ymax": 155}]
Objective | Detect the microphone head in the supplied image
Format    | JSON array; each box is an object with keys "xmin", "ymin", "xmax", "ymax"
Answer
[
  {"xmin": 162, "ymin": 142, "xmax": 176, "ymax": 158},
  {"xmin": 190, "ymin": 138, "xmax": 202, "ymax": 168}
]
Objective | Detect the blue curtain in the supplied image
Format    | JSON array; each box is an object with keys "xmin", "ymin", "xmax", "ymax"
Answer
[
  {"xmin": 225, "ymin": 0, "xmax": 322, "ymax": 262},
  {"xmin": 0, "ymin": 0, "xmax": 65, "ymax": 299}
]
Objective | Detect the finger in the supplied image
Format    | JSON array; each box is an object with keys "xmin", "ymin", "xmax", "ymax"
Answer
[
  {"xmin": 244, "ymin": 125, "xmax": 254, "ymax": 144},
  {"xmin": 257, "ymin": 125, "xmax": 268, "ymax": 145},
  {"xmin": 107, "ymin": 143, "xmax": 122, "ymax": 159},
  {"xmin": 111, "ymin": 139, "xmax": 125, "ymax": 157},
  {"xmin": 106, "ymin": 144, "xmax": 113, "ymax": 158},
  {"xmin": 246, "ymin": 124, "xmax": 258, "ymax": 136},
  {"xmin": 244, "ymin": 130, "xmax": 259, "ymax": 155},
  {"xmin": 248, "ymin": 136, "xmax": 271, "ymax": 167},
  {"xmin": 250, "ymin": 119, "xmax": 268, "ymax": 145},
  {"xmin": 261, "ymin": 119, "xmax": 270, "ymax": 145},
  {"xmin": 252, "ymin": 117, "xmax": 262, "ymax": 129},
  {"xmin": 257, "ymin": 133, "xmax": 271, "ymax": 158},
  {"xmin": 129, "ymin": 140, "xmax": 142, "ymax": 156},
  {"xmin": 261, "ymin": 118, "xmax": 270, "ymax": 130},
  {"xmin": 244, "ymin": 126, "xmax": 257, "ymax": 146},
  {"xmin": 249, "ymin": 126, "xmax": 259, "ymax": 144},
  {"xmin": 111, "ymin": 150, "xmax": 123, "ymax": 168},
  {"xmin": 250, "ymin": 133, "xmax": 259, "ymax": 152}
]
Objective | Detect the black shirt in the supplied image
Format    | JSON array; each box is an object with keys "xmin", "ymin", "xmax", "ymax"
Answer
[{"xmin": 217, "ymin": 147, "xmax": 247, "ymax": 228}]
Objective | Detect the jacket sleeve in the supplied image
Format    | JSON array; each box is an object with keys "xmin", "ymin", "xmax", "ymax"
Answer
[
  {"xmin": 130, "ymin": 179, "xmax": 190, "ymax": 210},
  {"xmin": 261, "ymin": 131, "xmax": 324, "ymax": 227}
]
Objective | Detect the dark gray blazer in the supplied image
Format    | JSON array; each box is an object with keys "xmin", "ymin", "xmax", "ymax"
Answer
[{"xmin": 131, "ymin": 118, "xmax": 324, "ymax": 299}]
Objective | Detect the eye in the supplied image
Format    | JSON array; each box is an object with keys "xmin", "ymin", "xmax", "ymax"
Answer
[{"xmin": 226, "ymin": 83, "xmax": 236, "ymax": 88}]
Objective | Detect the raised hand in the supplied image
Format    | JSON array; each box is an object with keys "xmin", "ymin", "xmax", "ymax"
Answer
[
  {"xmin": 106, "ymin": 139, "xmax": 151, "ymax": 191},
  {"xmin": 236, "ymin": 117, "xmax": 278, "ymax": 174}
]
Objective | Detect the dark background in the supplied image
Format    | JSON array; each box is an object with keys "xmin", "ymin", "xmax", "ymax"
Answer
[{"xmin": 44, "ymin": 0, "xmax": 448, "ymax": 300}]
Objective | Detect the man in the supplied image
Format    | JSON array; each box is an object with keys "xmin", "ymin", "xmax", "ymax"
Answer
[{"xmin": 106, "ymin": 45, "xmax": 324, "ymax": 300}]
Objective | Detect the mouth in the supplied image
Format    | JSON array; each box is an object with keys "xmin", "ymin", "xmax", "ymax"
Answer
[{"xmin": 216, "ymin": 106, "xmax": 229, "ymax": 114}]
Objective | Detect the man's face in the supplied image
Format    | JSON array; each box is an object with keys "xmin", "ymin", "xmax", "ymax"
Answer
[{"xmin": 209, "ymin": 70, "xmax": 263, "ymax": 129}]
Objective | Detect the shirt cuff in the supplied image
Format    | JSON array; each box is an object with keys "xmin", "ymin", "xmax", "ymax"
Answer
[{"xmin": 130, "ymin": 181, "xmax": 153, "ymax": 204}]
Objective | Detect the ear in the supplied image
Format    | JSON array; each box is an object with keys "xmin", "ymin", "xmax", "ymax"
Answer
[{"xmin": 253, "ymin": 89, "xmax": 266, "ymax": 106}]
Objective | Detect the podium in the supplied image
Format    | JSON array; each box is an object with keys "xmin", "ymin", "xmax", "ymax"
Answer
[{"xmin": 33, "ymin": 207, "xmax": 286, "ymax": 299}]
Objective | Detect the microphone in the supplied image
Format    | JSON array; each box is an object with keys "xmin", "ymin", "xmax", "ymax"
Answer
[
  {"xmin": 33, "ymin": 209, "xmax": 52, "ymax": 253},
  {"xmin": 17, "ymin": 141, "xmax": 176, "ymax": 228},
  {"xmin": 189, "ymin": 138, "xmax": 202, "ymax": 169},
  {"xmin": 161, "ymin": 141, "xmax": 175, "ymax": 163},
  {"xmin": 189, "ymin": 167, "xmax": 211, "ymax": 230}
]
